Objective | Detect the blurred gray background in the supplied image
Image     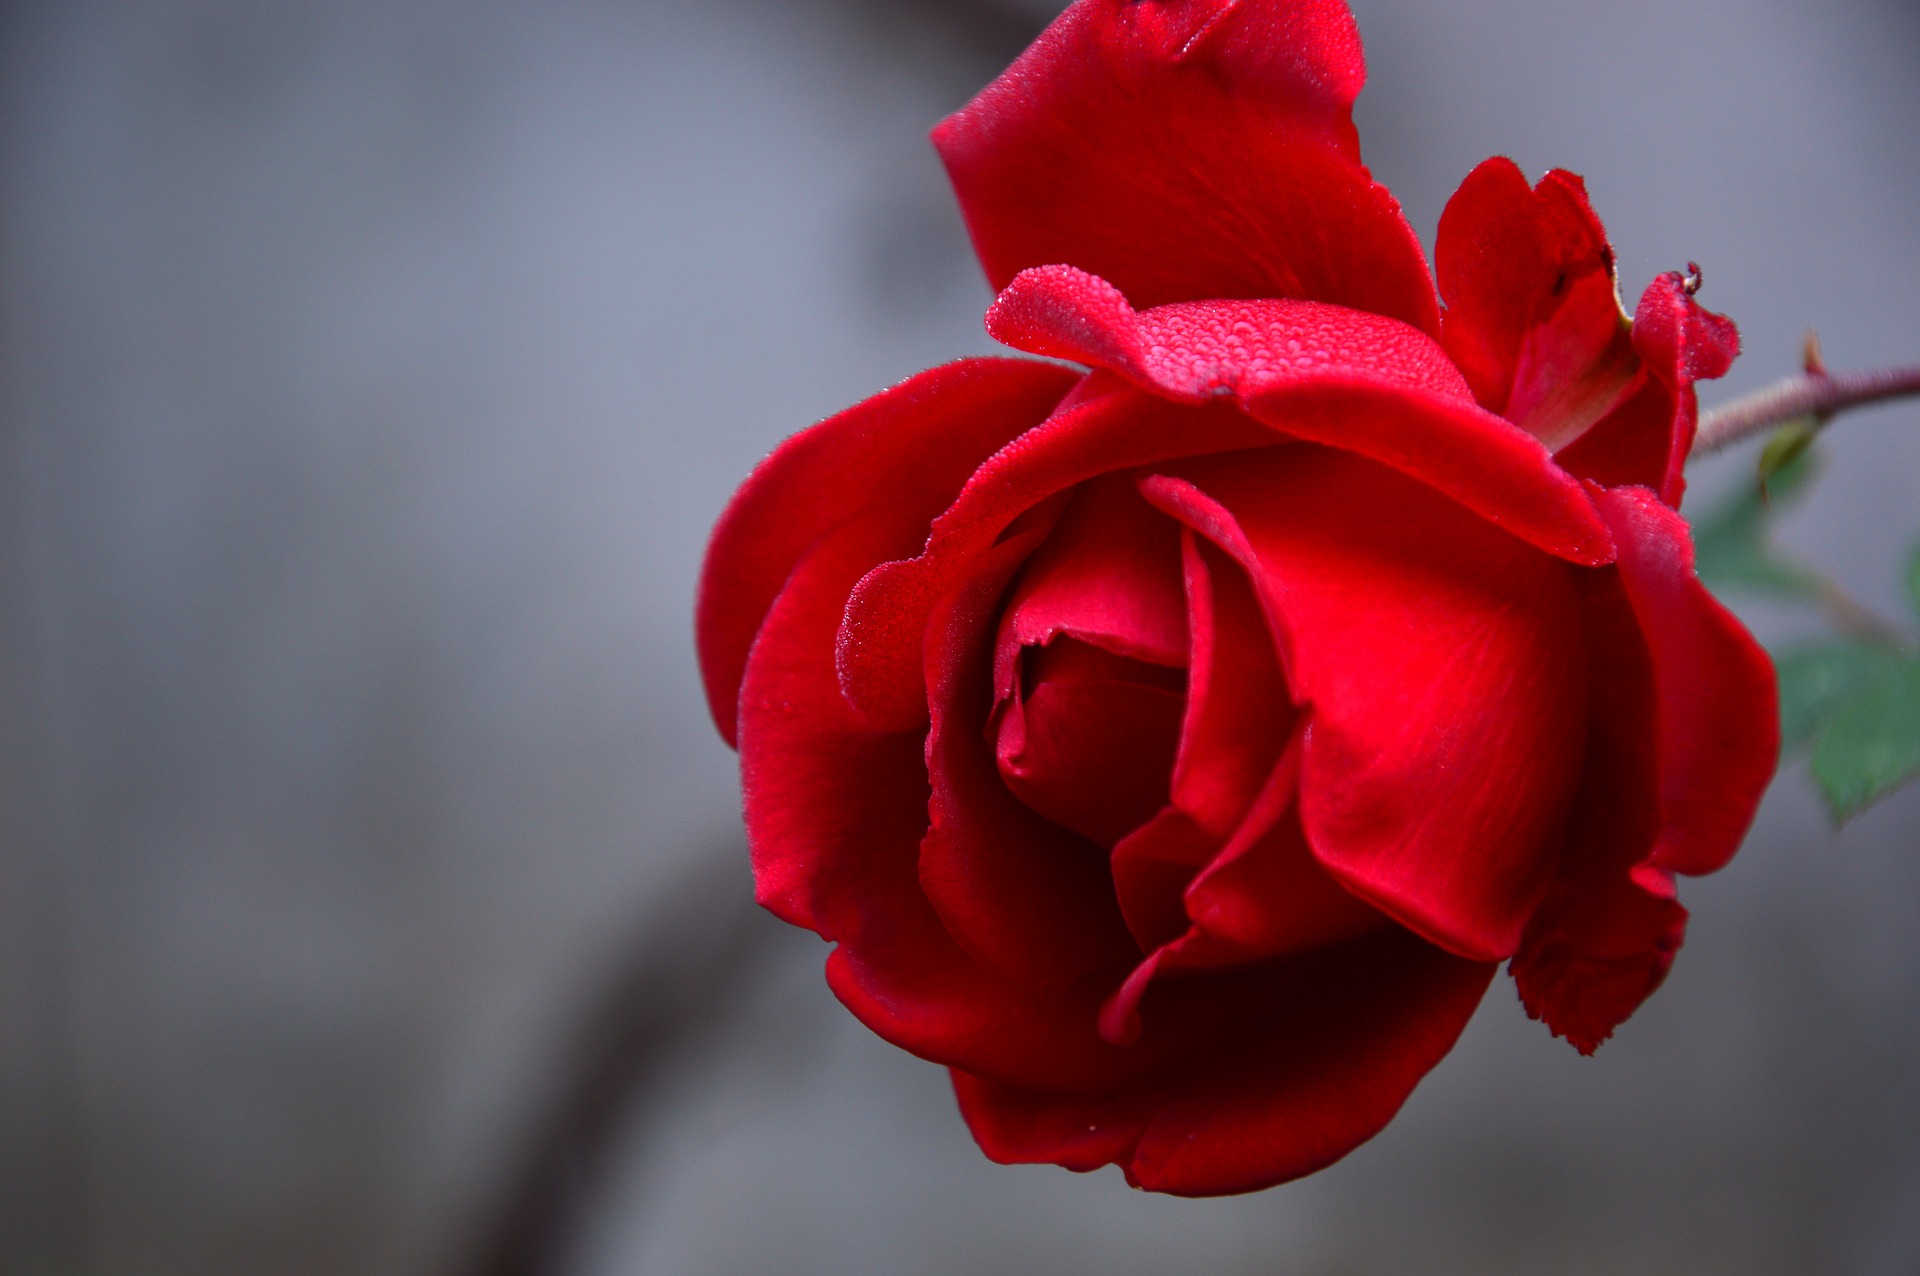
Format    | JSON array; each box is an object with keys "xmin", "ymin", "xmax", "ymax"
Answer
[{"xmin": 2, "ymin": 1, "xmax": 1918, "ymax": 1273}]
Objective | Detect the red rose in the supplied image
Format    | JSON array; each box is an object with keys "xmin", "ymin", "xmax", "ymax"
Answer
[{"xmin": 696, "ymin": 0, "xmax": 1777, "ymax": 1196}]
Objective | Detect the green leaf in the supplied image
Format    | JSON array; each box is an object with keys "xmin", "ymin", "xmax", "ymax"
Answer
[
  {"xmin": 1809, "ymin": 657, "xmax": 1920, "ymax": 822},
  {"xmin": 1755, "ymin": 417, "xmax": 1820, "ymax": 491},
  {"xmin": 1774, "ymin": 641, "xmax": 1909, "ymax": 752},
  {"xmin": 1691, "ymin": 446, "xmax": 1823, "ymax": 601}
]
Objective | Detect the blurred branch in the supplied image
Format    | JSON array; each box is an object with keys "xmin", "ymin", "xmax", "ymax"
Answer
[
  {"xmin": 844, "ymin": 0, "xmax": 1052, "ymax": 67},
  {"xmin": 1693, "ymin": 364, "xmax": 1920, "ymax": 456},
  {"xmin": 451, "ymin": 848, "xmax": 777, "ymax": 1276},
  {"xmin": 1811, "ymin": 574, "xmax": 1912, "ymax": 647}
]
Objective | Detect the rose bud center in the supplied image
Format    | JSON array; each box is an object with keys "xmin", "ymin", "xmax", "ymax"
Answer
[{"xmin": 992, "ymin": 635, "xmax": 1187, "ymax": 848}]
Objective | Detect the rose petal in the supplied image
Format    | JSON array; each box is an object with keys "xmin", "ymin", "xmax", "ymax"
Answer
[
  {"xmin": 1554, "ymin": 273, "xmax": 1740, "ymax": 506},
  {"xmin": 954, "ymin": 928, "xmax": 1496, "ymax": 1197},
  {"xmin": 1102, "ymin": 735, "xmax": 1387, "ymax": 1045},
  {"xmin": 994, "ymin": 643, "xmax": 1187, "ymax": 848},
  {"xmin": 737, "ymin": 514, "xmax": 939, "ymax": 937},
  {"xmin": 921, "ymin": 528, "xmax": 1143, "ymax": 987},
  {"xmin": 1510, "ymin": 565, "xmax": 1684, "ymax": 1053},
  {"xmin": 933, "ymin": 0, "xmax": 1439, "ymax": 330},
  {"xmin": 983, "ymin": 265, "xmax": 1616, "ymax": 565},
  {"xmin": 700, "ymin": 358, "xmax": 1078, "ymax": 745},
  {"xmin": 738, "ymin": 508, "xmax": 1160, "ymax": 1092},
  {"xmin": 1180, "ymin": 793, "xmax": 1388, "ymax": 965},
  {"xmin": 1595, "ymin": 486, "xmax": 1778, "ymax": 876},
  {"xmin": 987, "ymin": 264, "xmax": 1470, "ymax": 403},
  {"xmin": 1109, "ymin": 805, "xmax": 1223, "ymax": 958},
  {"xmin": 1435, "ymin": 158, "xmax": 1641, "ymax": 449},
  {"xmin": 1143, "ymin": 451, "xmax": 1591, "ymax": 962},
  {"xmin": 1169, "ymin": 530, "xmax": 1295, "ymax": 835},
  {"xmin": 840, "ymin": 374, "xmax": 1614, "ymax": 734},
  {"xmin": 1239, "ymin": 380, "xmax": 1614, "ymax": 567},
  {"xmin": 1104, "ymin": 528, "xmax": 1294, "ymax": 958},
  {"xmin": 839, "ymin": 389, "xmax": 1274, "ymax": 731},
  {"xmin": 994, "ymin": 472, "xmax": 1189, "ymax": 699}
]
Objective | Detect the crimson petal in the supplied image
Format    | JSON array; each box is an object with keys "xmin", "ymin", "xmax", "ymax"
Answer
[
  {"xmin": 1553, "ymin": 273, "xmax": 1740, "ymax": 506},
  {"xmin": 984, "ymin": 266, "xmax": 1617, "ymax": 566},
  {"xmin": 738, "ymin": 507, "xmax": 1157, "ymax": 1092},
  {"xmin": 839, "ymin": 389, "xmax": 1274, "ymax": 731},
  {"xmin": 1510, "ymin": 489, "xmax": 1774, "ymax": 1050},
  {"xmin": 700, "ymin": 358, "xmax": 1078, "ymax": 744},
  {"xmin": 994, "ymin": 643, "xmax": 1186, "ymax": 849},
  {"xmin": 1435, "ymin": 158, "xmax": 1641, "ymax": 449},
  {"xmin": 933, "ymin": 0, "xmax": 1439, "ymax": 331},
  {"xmin": 954, "ymin": 928, "xmax": 1496, "ymax": 1197},
  {"xmin": 1102, "ymin": 736, "xmax": 1387, "ymax": 1046},
  {"xmin": 1105, "ymin": 526, "xmax": 1294, "ymax": 955},
  {"xmin": 1144, "ymin": 452, "xmax": 1591, "ymax": 962},
  {"xmin": 993, "ymin": 471, "xmax": 1189, "ymax": 695},
  {"xmin": 1167, "ymin": 530, "xmax": 1295, "ymax": 836},
  {"xmin": 921, "ymin": 526, "xmax": 1142, "ymax": 987},
  {"xmin": 1597, "ymin": 486, "xmax": 1777, "ymax": 877},
  {"xmin": 1509, "ymin": 565, "xmax": 1683, "ymax": 1052},
  {"xmin": 987, "ymin": 264, "xmax": 1469, "ymax": 403}
]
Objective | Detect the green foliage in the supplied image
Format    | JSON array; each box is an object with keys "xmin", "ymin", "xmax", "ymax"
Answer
[
  {"xmin": 1808, "ymin": 659, "xmax": 1920, "ymax": 822},
  {"xmin": 1695, "ymin": 440, "xmax": 1920, "ymax": 823},
  {"xmin": 1774, "ymin": 641, "xmax": 1908, "ymax": 752},
  {"xmin": 1755, "ymin": 416, "xmax": 1821, "ymax": 490},
  {"xmin": 1691, "ymin": 444, "xmax": 1822, "ymax": 600}
]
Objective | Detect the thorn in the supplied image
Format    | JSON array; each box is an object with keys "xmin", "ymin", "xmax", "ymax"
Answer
[
  {"xmin": 1802, "ymin": 329, "xmax": 1829, "ymax": 378},
  {"xmin": 1682, "ymin": 262, "xmax": 1704, "ymax": 297}
]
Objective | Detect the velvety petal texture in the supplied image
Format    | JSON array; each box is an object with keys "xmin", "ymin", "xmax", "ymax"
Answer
[
  {"xmin": 985, "ymin": 264, "xmax": 1617, "ymax": 566},
  {"xmin": 700, "ymin": 358, "xmax": 1078, "ymax": 744},
  {"xmin": 1552, "ymin": 274, "xmax": 1739, "ymax": 506},
  {"xmin": 934, "ymin": 0, "xmax": 1440, "ymax": 331},
  {"xmin": 696, "ymin": 0, "xmax": 1779, "ymax": 1200},
  {"xmin": 1436, "ymin": 158, "xmax": 1638, "ymax": 448},
  {"xmin": 1143, "ymin": 453, "xmax": 1590, "ymax": 961},
  {"xmin": 1436, "ymin": 161, "xmax": 1741, "ymax": 507},
  {"xmin": 956, "ymin": 928, "xmax": 1496, "ymax": 1196}
]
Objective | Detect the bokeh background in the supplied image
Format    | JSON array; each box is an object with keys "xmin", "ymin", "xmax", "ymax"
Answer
[{"xmin": 3, "ymin": 1, "xmax": 1919, "ymax": 1273}]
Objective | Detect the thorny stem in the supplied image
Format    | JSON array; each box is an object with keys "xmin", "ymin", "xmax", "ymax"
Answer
[
  {"xmin": 1691, "ymin": 364, "xmax": 1920, "ymax": 456},
  {"xmin": 1690, "ymin": 334, "xmax": 1920, "ymax": 645}
]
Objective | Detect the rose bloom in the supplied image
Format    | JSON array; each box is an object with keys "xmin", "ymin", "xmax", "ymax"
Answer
[{"xmin": 696, "ymin": 0, "xmax": 1777, "ymax": 1195}]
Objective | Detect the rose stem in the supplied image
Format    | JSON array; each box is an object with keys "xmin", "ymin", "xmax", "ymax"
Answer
[
  {"xmin": 1692, "ymin": 364, "xmax": 1920, "ymax": 457},
  {"xmin": 1687, "ymin": 333, "xmax": 1920, "ymax": 645}
]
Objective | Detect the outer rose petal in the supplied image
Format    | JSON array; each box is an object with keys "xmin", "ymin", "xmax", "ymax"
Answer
[
  {"xmin": 987, "ymin": 264, "xmax": 1471, "ymax": 403},
  {"xmin": 1512, "ymin": 488, "xmax": 1776, "ymax": 1050},
  {"xmin": 738, "ymin": 506, "xmax": 1158, "ymax": 1093},
  {"xmin": 1435, "ymin": 158, "xmax": 1641, "ymax": 448},
  {"xmin": 699, "ymin": 358, "xmax": 1078, "ymax": 744},
  {"xmin": 954, "ymin": 928, "xmax": 1496, "ymax": 1197},
  {"xmin": 1143, "ymin": 452, "xmax": 1591, "ymax": 962},
  {"xmin": 1596, "ymin": 486, "xmax": 1778, "ymax": 876},
  {"xmin": 1553, "ymin": 273, "xmax": 1740, "ymax": 506},
  {"xmin": 736, "ymin": 513, "xmax": 938, "ymax": 938},
  {"xmin": 933, "ymin": 0, "xmax": 1440, "ymax": 331},
  {"xmin": 1509, "ymin": 567, "xmax": 1682, "ymax": 1053},
  {"xmin": 984, "ymin": 266, "xmax": 1617, "ymax": 566}
]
